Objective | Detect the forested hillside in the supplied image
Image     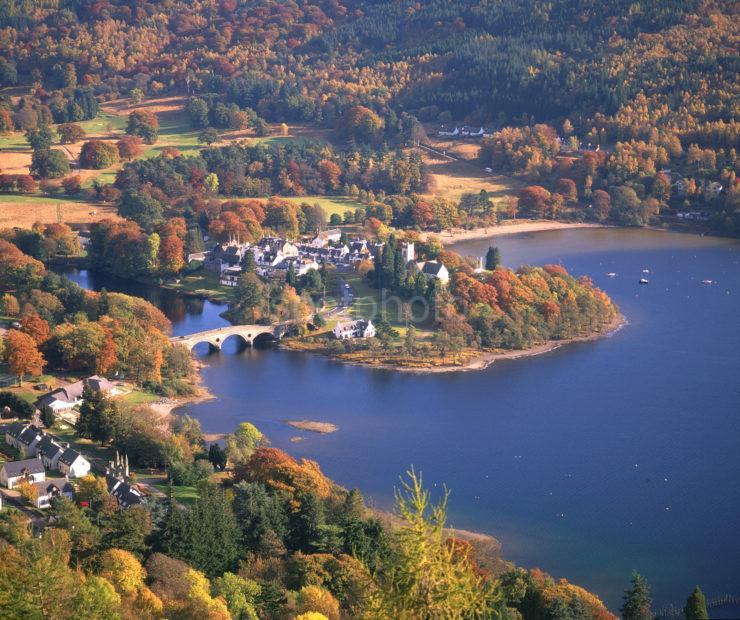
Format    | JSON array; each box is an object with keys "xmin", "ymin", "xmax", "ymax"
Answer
[{"xmin": 0, "ymin": 0, "xmax": 737, "ymax": 232}]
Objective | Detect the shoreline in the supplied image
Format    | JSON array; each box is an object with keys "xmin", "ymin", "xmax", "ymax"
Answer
[
  {"xmin": 429, "ymin": 221, "xmax": 606, "ymax": 245},
  {"xmin": 280, "ymin": 313, "xmax": 627, "ymax": 375}
]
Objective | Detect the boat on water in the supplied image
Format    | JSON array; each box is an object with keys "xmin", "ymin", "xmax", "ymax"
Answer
[
  {"xmin": 639, "ymin": 278, "xmax": 649, "ymax": 285},
  {"xmin": 702, "ymin": 279, "xmax": 714, "ymax": 284},
  {"xmin": 607, "ymin": 272, "xmax": 617, "ymax": 277},
  {"xmin": 642, "ymin": 269, "xmax": 650, "ymax": 273}
]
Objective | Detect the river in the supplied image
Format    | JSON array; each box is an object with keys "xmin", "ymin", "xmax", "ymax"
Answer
[{"xmin": 60, "ymin": 228, "xmax": 740, "ymax": 611}]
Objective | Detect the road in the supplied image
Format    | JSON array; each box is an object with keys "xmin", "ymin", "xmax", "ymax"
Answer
[{"xmin": 324, "ymin": 278, "xmax": 353, "ymax": 318}]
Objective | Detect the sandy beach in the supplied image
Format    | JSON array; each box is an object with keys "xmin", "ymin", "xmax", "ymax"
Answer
[{"xmin": 428, "ymin": 221, "xmax": 606, "ymax": 245}]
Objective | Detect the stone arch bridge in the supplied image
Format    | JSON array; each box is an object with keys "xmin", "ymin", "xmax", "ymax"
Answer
[{"xmin": 171, "ymin": 323, "xmax": 292, "ymax": 352}]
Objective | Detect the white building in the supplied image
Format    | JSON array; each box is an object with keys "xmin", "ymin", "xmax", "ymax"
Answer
[
  {"xmin": 0, "ymin": 458, "xmax": 45, "ymax": 489},
  {"xmin": 36, "ymin": 434, "xmax": 65, "ymax": 470},
  {"xmin": 5, "ymin": 424, "xmax": 41, "ymax": 457},
  {"xmin": 333, "ymin": 319, "xmax": 376, "ymax": 340},
  {"xmin": 57, "ymin": 448, "xmax": 91, "ymax": 478},
  {"xmin": 417, "ymin": 260, "xmax": 450, "ymax": 284},
  {"xmin": 220, "ymin": 266, "xmax": 242, "ymax": 287},
  {"xmin": 310, "ymin": 228, "xmax": 342, "ymax": 248},
  {"xmin": 34, "ymin": 478, "xmax": 75, "ymax": 509}
]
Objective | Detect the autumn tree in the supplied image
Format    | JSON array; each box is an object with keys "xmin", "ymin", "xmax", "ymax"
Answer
[
  {"xmin": 158, "ymin": 233, "xmax": 185, "ymax": 275},
  {"xmin": 61, "ymin": 175, "xmax": 82, "ymax": 195},
  {"xmin": 80, "ymin": 141, "xmax": 119, "ymax": 169},
  {"xmin": 57, "ymin": 123, "xmax": 86, "ymax": 144},
  {"xmin": 126, "ymin": 110, "xmax": 159, "ymax": 144},
  {"xmin": 117, "ymin": 135, "xmax": 144, "ymax": 161},
  {"xmin": 518, "ymin": 186, "xmax": 551, "ymax": 218},
  {"xmin": 7, "ymin": 329, "xmax": 45, "ymax": 385},
  {"xmin": 225, "ymin": 422, "xmax": 265, "ymax": 466},
  {"xmin": 20, "ymin": 313, "xmax": 51, "ymax": 345}
]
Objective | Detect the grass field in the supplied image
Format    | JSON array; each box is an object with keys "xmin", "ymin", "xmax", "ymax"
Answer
[
  {"xmin": 0, "ymin": 193, "xmax": 119, "ymax": 228},
  {"xmin": 278, "ymin": 195, "xmax": 365, "ymax": 218},
  {"xmin": 160, "ymin": 269, "xmax": 234, "ymax": 301},
  {"xmin": 420, "ymin": 150, "xmax": 523, "ymax": 205}
]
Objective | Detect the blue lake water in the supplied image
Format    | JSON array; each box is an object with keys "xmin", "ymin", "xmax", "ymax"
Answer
[{"xmin": 63, "ymin": 228, "xmax": 740, "ymax": 610}]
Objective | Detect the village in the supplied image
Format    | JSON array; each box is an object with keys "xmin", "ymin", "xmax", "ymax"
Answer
[{"xmin": 0, "ymin": 375, "xmax": 145, "ymax": 516}]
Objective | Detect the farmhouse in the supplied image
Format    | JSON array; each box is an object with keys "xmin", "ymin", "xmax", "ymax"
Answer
[
  {"xmin": 333, "ymin": 319, "xmax": 376, "ymax": 340},
  {"xmin": 37, "ymin": 375, "xmax": 118, "ymax": 416},
  {"xmin": 0, "ymin": 458, "xmax": 45, "ymax": 489}
]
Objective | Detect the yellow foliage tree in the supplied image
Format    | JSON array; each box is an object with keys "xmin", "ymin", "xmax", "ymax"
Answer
[{"xmin": 97, "ymin": 549, "xmax": 146, "ymax": 596}]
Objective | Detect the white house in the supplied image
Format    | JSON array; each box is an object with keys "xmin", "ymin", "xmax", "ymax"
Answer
[
  {"xmin": 438, "ymin": 126, "xmax": 460, "ymax": 137},
  {"xmin": 333, "ymin": 319, "xmax": 376, "ymax": 340},
  {"xmin": 219, "ymin": 266, "xmax": 242, "ymax": 287},
  {"xmin": 37, "ymin": 376, "xmax": 118, "ymax": 416},
  {"xmin": 311, "ymin": 228, "xmax": 342, "ymax": 248},
  {"xmin": 57, "ymin": 448, "xmax": 91, "ymax": 478},
  {"xmin": 417, "ymin": 260, "xmax": 450, "ymax": 284},
  {"xmin": 34, "ymin": 478, "xmax": 74, "ymax": 509},
  {"xmin": 5, "ymin": 423, "xmax": 41, "ymax": 457},
  {"xmin": 0, "ymin": 458, "xmax": 45, "ymax": 489},
  {"xmin": 36, "ymin": 434, "xmax": 65, "ymax": 470}
]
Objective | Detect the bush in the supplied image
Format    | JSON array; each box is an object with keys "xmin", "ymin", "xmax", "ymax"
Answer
[
  {"xmin": 61, "ymin": 175, "xmax": 82, "ymax": 195},
  {"xmin": 16, "ymin": 175, "xmax": 37, "ymax": 193}
]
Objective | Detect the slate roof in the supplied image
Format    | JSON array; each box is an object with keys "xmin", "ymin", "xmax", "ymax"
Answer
[
  {"xmin": 17, "ymin": 426, "xmax": 41, "ymax": 447},
  {"xmin": 86, "ymin": 375, "xmax": 114, "ymax": 393},
  {"xmin": 422, "ymin": 261, "xmax": 445, "ymax": 275},
  {"xmin": 35, "ymin": 478, "xmax": 74, "ymax": 496},
  {"xmin": 1, "ymin": 458, "xmax": 45, "ymax": 478},
  {"xmin": 58, "ymin": 448, "xmax": 82, "ymax": 467},
  {"xmin": 37, "ymin": 435, "xmax": 64, "ymax": 461},
  {"xmin": 38, "ymin": 382, "xmax": 85, "ymax": 406},
  {"xmin": 5, "ymin": 422, "xmax": 25, "ymax": 440},
  {"xmin": 106, "ymin": 474, "xmax": 143, "ymax": 507}
]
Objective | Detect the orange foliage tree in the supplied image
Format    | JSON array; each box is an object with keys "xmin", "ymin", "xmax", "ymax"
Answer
[{"xmin": 7, "ymin": 329, "xmax": 45, "ymax": 385}]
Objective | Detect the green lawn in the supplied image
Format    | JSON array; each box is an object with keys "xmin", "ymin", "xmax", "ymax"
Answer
[
  {"xmin": 51, "ymin": 421, "xmax": 117, "ymax": 463},
  {"xmin": 162, "ymin": 269, "xmax": 234, "ymax": 301},
  {"xmin": 153, "ymin": 481, "xmax": 198, "ymax": 505},
  {"xmin": 0, "ymin": 131, "xmax": 29, "ymax": 150},
  {"xmin": 278, "ymin": 195, "xmax": 365, "ymax": 218},
  {"xmin": 78, "ymin": 113, "xmax": 128, "ymax": 134},
  {"xmin": 122, "ymin": 389, "xmax": 160, "ymax": 406}
]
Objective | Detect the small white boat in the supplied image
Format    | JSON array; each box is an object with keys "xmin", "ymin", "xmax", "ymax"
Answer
[
  {"xmin": 642, "ymin": 269, "xmax": 650, "ymax": 273},
  {"xmin": 607, "ymin": 272, "xmax": 617, "ymax": 277},
  {"xmin": 639, "ymin": 278, "xmax": 649, "ymax": 285},
  {"xmin": 701, "ymin": 279, "xmax": 713, "ymax": 285}
]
